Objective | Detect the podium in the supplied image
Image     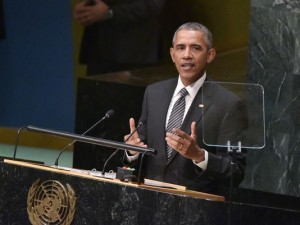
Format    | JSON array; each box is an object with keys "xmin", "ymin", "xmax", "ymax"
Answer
[{"xmin": 1, "ymin": 160, "xmax": 300, "ymax": 225}]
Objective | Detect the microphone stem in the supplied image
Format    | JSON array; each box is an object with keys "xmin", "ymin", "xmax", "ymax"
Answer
[
  {"xmin": 81, "ymin": 116, "xmax": 107, "ymax": 136},
  {"xmin": 54, "ymin": 142, "xmax": 73, "ymax": 166},
  {"xmin": 101, "ymin": 149, "xmax": 120, "ymax": 175},
  {"xmin": 101, "ymin": 122, "xmax": 143, "ymax": 175},
  {"xmin": 55, "ymin": 115, "xmax": 109, "ymax": 166},
  {"xmin": 13, "ymin": 126, "xmax": 27, "ymax": 159}
]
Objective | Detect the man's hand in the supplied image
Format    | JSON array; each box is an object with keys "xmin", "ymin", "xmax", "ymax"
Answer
[
  {"xmin": 74, "ymin": 0, "xmax": 110, "ymax": 26},
  {"xmin": 124, "ymin": 118, "xmax": 147, "ymax": 155},
  {"xmin": 165, "ymin": 121, "xmax": 205, "ymax": 162}
]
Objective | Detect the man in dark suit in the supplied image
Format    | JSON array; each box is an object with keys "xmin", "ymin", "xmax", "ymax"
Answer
[
  {"xmin": 124, "ymin": 22, "xmax": 248, "ymax": 196},
  {"xmin": 74, "ymin": 0, "xmax": 166, "ymax": 75}
]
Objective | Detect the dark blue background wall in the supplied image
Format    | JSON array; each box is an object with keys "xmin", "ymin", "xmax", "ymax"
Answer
[{"xmin": 0, "ymin": 0, "xmax": 75, "ymax": 132}]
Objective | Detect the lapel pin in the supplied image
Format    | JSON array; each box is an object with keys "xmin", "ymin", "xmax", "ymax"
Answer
[{"xmin": 199, "ymin": 104, "xmax": 204, "ymax": 108}]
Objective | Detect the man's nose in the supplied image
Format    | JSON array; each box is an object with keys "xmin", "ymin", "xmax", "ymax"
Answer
[{"xmin": 182, "ymin": 48, "xmax": 192, "ymax": 58}]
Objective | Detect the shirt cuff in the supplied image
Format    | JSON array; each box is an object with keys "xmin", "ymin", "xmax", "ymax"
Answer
[
  {"xmin": 193, "ymin": 150, "xmax": 208, "ymax": 170},
  {"xmin": 125, "ymin": 150, "xmax": 139, "ymax": 163}
]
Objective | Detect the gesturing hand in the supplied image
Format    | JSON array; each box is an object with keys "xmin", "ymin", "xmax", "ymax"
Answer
[
  {"xmin": 165, "ymin": 121, "xmax": 205, "ymax": 162},
  {"xmin": 124, "ymin": 118, "xmax": 147, "ymax": 155}
]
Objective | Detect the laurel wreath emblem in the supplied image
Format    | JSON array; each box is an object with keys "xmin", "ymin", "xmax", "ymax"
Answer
[{"xmin": 27, "ymin": 179, "xmax": 76, "ymax": 225}]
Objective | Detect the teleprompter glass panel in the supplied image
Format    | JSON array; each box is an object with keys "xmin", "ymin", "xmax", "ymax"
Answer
[{"xmin": 201, "ymin": 81, "xmax": 265, "ymax": 150}]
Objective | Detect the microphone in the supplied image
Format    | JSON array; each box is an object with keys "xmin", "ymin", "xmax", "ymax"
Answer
[
  {"xmin": 54, "ymin": 109, "xmax": 115, "ymax": 166},
  {"xmin": 101, "ymin": 121, "xmax": 144, "ymax": 176},
  {"xmin": 13, "ymin": 126, "xmax": 27, "ymax": 159}
]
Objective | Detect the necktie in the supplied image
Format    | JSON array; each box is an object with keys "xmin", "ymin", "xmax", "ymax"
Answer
[{"xmin": 166, "ymin": 88, "xmax": 189, "ymax": 160}]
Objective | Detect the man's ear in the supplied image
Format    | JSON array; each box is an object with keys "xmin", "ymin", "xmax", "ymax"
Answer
[
  {"xmin": 207, "ymin": 48, "xmax": 216, "ymax": 64},
  {"xmin": 170, "ymin": 47, "xmax": 175, "ymax": 63}
]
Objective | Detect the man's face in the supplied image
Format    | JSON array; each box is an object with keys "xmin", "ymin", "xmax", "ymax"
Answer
[{"xmin": 170, "ymin": 30, "xmax": 216, "ymax": 86}]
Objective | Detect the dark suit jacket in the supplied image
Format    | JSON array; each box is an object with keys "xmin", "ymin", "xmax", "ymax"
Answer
[
  {"xmin": 80, "ymin": 0, "xmax": 165, "ymax": 65},
  {"xmin": 135, "ymin": 77, "xmax": 248, "ymax": 195}
]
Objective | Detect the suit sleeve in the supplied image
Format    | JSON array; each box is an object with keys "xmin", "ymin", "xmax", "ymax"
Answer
[{"xmin": 136, "ymin": 85, "xmax": 149, "ymax": 143}]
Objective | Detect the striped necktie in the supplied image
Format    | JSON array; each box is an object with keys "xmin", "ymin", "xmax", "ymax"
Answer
[{"xmin": 166, "ymin": 88, "xmax": 188, "ymax": 160}]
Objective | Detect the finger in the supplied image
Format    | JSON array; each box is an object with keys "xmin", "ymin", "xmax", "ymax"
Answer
[
  {"xmin": 165, "ymin": 134, "xmax": 184, "ymax": 149},
  {"xmin": 171, "ymin": 128, "xmax": 185, "ymax": 137},
  {"xmin": 191, "ymin": 122, "xmax": 197, "ymax": 139},
  {"xmin": 166, "ymin": 132, "xmax": 179, "ymax": 142},
  {"xmin": 165, "ymin": 136, "xmax": 175, "ymax": 150},
  {"xmin": 135, "ymin": 140, "xmax": 147, "ymax": 147},
  {"xmin": 167, "ymin": 132, "xmax": 186, "ymax": 145},
  {"xmin": 127, "ymin": 137, "xmax": 147, "ymax": 148},
  {"xmin": 129, "ymin": 118, "xmax": 136, "ymax": 133},
  {"xmin": 128, "ymin": 150, "xmax": 139, "ymax": 155},
  {"xmin": 128, "ymin": 118, "xmax": 141, "ymax": 140},
  {"xmin": 169, "ymin": 130, "xmax": 189, "ymax": 148},
  {"xmin": 124, "ymin": 134, "xmax": 131, "ymax": 141}
]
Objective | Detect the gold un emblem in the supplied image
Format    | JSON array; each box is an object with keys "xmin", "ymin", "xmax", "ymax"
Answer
[{"xmin": 27, "ymin": 179, "xmax": 76, "ymax": 225}]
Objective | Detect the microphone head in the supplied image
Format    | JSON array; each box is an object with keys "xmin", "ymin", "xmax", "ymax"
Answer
[
  {"xmin": 138, "ymin": 120, "xmax": 146, "ymax": 127},
  {"xmin": 105, "ymin": 109, "xmax": 115, "ymax": 118}
]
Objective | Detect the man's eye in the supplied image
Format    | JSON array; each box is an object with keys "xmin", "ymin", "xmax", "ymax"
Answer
[
  {"xmin": 176, "ymin": 46, "xmax": 185, "ymax": 51},
  {"xmin": 192, "ymin": 46, "xmax": 201, "ymax": 51}
]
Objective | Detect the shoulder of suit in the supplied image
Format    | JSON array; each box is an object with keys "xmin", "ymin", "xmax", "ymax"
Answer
[
  {"xmin": 208, "ymin": 81, "xmax": 242, "ymax": 104},
  {"xmin": 147, "ymin": 77, "xmax": 177, "ymax": 89}
]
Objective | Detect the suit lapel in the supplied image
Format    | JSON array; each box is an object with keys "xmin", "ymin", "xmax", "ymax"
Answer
[
  {"xmin": 157, "ymin": 84, "xmax": 176, "ymax": 132},
  {"xmin": 154, "ymin": 79, "xmax": 177, "ymax": 162}
]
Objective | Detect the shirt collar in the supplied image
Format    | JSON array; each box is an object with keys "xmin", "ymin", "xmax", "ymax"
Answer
[{"xmin": 174, "ymin": 72, "xmax": 207, "ymax": 98}]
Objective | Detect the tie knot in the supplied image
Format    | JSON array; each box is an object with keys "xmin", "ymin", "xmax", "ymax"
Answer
[{"xmin": 179, "ymin": 88, "xmax": 188, "ymax": 97}]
